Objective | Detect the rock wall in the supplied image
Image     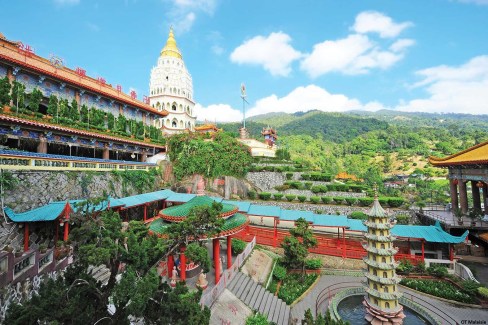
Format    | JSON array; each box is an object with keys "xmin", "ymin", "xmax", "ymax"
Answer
[
  {"xmin": 3, "ymin": 170, "xmax": 163, "ymax": 212},
  {"xmin": 246, "ymin": 172, "xmax": 286, "ymax": 191}
]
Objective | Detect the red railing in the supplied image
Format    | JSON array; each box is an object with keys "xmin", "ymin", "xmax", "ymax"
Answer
[{"xmin": 234, "ymin": 226, "xmax": 424, "ymax": 263}]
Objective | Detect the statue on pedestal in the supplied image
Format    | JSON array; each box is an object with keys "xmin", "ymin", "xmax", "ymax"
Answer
[
  {"xmin": 196, "ymin": 270, "xmax": 208, "ymax": 290},
  {"xmin": 170, "ymin": 266, "xmax": 178, "ymax": 287}
]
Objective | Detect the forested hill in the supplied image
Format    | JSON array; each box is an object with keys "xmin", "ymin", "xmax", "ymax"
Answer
[{"xmin": 220, "ymin": 111, "xmax": 389, "ymax": 143}]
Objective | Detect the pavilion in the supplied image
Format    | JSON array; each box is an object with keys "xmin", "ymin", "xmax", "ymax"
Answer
[{"xmin": 429, "ymin": 140, "xmax": 488, "ymax": 222}]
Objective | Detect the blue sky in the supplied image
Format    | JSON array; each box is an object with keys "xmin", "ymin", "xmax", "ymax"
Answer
[{"xmin": 1, "ymin": 0, "xmax": 488, "ymax": 121}]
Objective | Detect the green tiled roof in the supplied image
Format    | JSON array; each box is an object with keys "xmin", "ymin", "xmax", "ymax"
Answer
[
  {"xmin": 5, "ymin": 202, "xmax": 71, "ymax": 222},
  {"xmin": 160, "ymin": 196, "xmax": 237, "ymax": 218},
  {"xmin": 221, "ymin": 213, "xmax": 248, "ymax": 232},
  {"xmin": 148, "ymin": 218, "xmax": 170, "ymax": 234},
  {"xmin": 368, "ymin": 198, "xmax": 387, "ymax": 217}
]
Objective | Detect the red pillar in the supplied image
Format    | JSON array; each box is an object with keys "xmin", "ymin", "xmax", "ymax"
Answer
[
  {"xmin": 23, "ymin": 223, "xmax": 29, "ymax": 252},
  {"xmin": 167, "ymin": 254, "xmax": 174, "ymax": 277},
  {"xmin": 213, "ymin": 238, "xmax": 221, "ymax": 284},
  {"xmin": 227, "ymin": 236, "xmax": 232, "ymax": 269},
  {"xmin": 342, "ymin": 227, "xmax": 346, "ymax": 258},
  {"xmin": 421, "ymin": 240, "xmax": 425, "ymax": 261},
  {"xmin": 449, "ymin": 179, "xmax": 459, "ymax": 210},
  {"xmin": 143, "ymin": 204, "xmax": 147, "ymax": 222},
  {"xmin": 63, "ymin": 223, "xmax": 69, "ymax": 241},
  {"xmin": 449, "ymin": 245, "xmax": 454, "ymax": 261},
  {"xmin": 273, "ymin": 218, "xmax": 278, "ymax": 247},
  {"xmin": 180, "ymin": 246, "xmax": 186, "ymax": 281},
  {"xmin": 459, "ymin": 180, "xmax": 468, "ymax": 214}
]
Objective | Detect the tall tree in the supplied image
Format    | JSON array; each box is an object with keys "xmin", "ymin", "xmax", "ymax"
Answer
[
  {"xmin": 80, "ymin": 104, "xmax": 89, "ymax": 123},
  {"xmin": 11, "ymin": 81, "xmax": 25, "ymax": 109},
  {"xmin": 28, "ymin": 88, "xmax": 43, "ymax": 113},
  {"xmin": 281, "ymin": 217, "xmax": 317, "ymax": 274},
  {"xmin": 47, "ymin": 94, "xmax": 58, "ymax": 117},
  {"xmin": 70, "ymin": 98, "xmax": 80, "ymax": 121},
  {"xmin": 0, "ymin": 76, "xmax": 11, "ymax": 107}
]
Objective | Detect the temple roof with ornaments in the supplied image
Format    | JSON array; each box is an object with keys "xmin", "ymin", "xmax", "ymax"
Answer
[{"xmin": 429, "ymin": 139, "xmax": 488, "ymax": 166}]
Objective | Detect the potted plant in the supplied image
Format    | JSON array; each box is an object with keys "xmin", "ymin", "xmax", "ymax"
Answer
[
  {"xmin": 454, "ymin": 207, "xmax": 464, "ymax": 225},
  {"xmin": 14, "ymin": 250, "xmax": 23, "ymax": 258},
  {"xmin": 39, "ymin": 243, "xmax": 47, "ymax": 254},
  {"xmin": 468, "ymin": 208, "xmax": 482, "ymax": 226}
]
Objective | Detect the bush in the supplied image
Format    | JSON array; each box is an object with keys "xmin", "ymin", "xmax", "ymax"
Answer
[
  {"xmin": 285, "ymin": 194, "xmax": 296, "ymax": 202},
  {"xmin": 397, "ymin": 259, "xmax": 414, "ymax": 274},
  {"xmin": 395, "ymin": 214, "xmax": 410, "ymax": 225},
  {"xmin": 285, "ymin": 172, "xmax": 293, "ymax": 180},
  {"xmin": 427, "ymin": 264, "xmax": 448, "ymax": 278},
  {"xmin": 321, "ymin": 196, "xmax": 332, "ymax": 204},
  {"xmin": 414, "ymin": 261, "xmax": 426, "ymax": 273},
  {"xmin": 273, "ymin": 264, "xmax": 287, "ymax": 281},
  {"xmin": 378, "ymin": 197, "xmax": 389, "ymax": 206},
  {"xmin": 349, "ymin": 211, "xmax": 368, "ymax": 220},
  {"xmin": 478, "ymin": 286, "xmax": 488, "ymax": 299},
  {"xmin": 358, "ymin": 197, "xmax": 374, "ymax": 207},
  {"xmin": 311, "ymin": 186, "xmax": 321, "ymax": 194},
  {"xmin": 232, "ymin": 238, "xmax": 246, "ymax": 255},
  {"xmin": 333, "ymin": 197, "xmax": 344, "ymax": 205},
  {"xmin": 305, "ymin": 258, "xmax": 322, "ymax": 269},
  {"xmin": 247, "ymin": 190, "xmax": 257, "ymax": 199},
  {"xmin": 461, "ymin": 280, "xmax": 482, "ymax": 296},
  {"xmin": 388, "ymin": 197, "xmax": 405, "ymax": 208},
  {"xmin": 345, "ymin": 197, "xmax": 357, "ymax": 206},
  {"xmin": 273, "ymin": 193, "xmax": 284, "ymax": 201},
  {"xmin": 400, "ymin": 278, "xmax": 475, "ymax": 303},
  {"xmin": 334, "ymin": 184, "xmax": 348, "ymax": 192},
  {"xmin": 297, "ymin": 195, "xmax": 307, "ymax": 203},
  {"xmin": 259, "ymin": 192, "xmax": 272, "ymax": 201},
  {"xmin": 310, "ymin": 196, "xmax": 320, "ymax": 204},
  {"xmin": 304, "ymin": 182, "xmax": 313, "ymax": 190},
  {"xmin": 246, "ymin": 313, "xmax": 269, "ymax": 325},
  {"xmin": 274, "ymin": 184, "xmax": 290, "ymax": 191}
]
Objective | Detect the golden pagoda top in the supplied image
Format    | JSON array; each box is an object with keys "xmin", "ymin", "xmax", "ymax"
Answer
[
  {"xmin": 160, "ymin": 27, "xmax": 182, "ymax": 59},
  {"xmin": 429, "ymin": 139, "xmax": 488, "ymax": 166}
]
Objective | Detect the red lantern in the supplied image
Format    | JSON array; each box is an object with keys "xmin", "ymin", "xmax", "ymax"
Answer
[
  {"xmin": 453, "ymin": 179, "xmax": 459, "ymax": 185},
  {"xmin": 476, "ymin": 181, "xmax": 484, "ymax": 188}
]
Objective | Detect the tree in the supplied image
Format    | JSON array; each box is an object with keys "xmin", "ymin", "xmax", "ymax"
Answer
[
  {"xmin": 0, "ymin": 76, "xmax": 11, "ymax": 107},
  {"xmin": 107, "ymin": 112, "xmax": 115, "ymax": 130},
  {"xmin": 281, "ymin": 217, "xmax": 317, "ymax": 274},
  {"xmin": 246, "ymin": 312, "xmax": 270, "ymax": 325},
  {"xmin": 11, "ymin": 81, "xmax": 25, "ymax": 110},
  {"xmin": 5, "ymin": 209, "xmax": 210, "ymax": 324},
  {"xmin": 47, "ymin": 94, "xmax": 58, "ymax": 117},
  {"xmin": 382, "ymin": 154, "xmax": 392, "ymax": 173},
  {"xmin": 70, "ymin": 98, "xmax": 80, "ymax": 121},
  {"xmin": 80, "ymin": 104, "xmax": 89, "ymax": 123},
  {"xmin": 28, "ymin": 88, "xmax": 43, "ymax": 113}
]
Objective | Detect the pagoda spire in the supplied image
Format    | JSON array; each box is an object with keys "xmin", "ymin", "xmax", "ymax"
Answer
[
  {"xmin": 362, "ymin": 185, "xmax": 405, "ymax": 324},
  {"xmin": 160, "ymin": 27, "xmax": 182, "ymax": 59}
]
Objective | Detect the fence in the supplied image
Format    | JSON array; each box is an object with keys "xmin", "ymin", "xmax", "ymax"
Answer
[
  {"xmin": 234, "ymin": 226, "xmax": 424, "ymax": 263},
  {"xmin": 200, "ymin": 236, "xmax": 256, "ymax": 307},
  {"xmin": 455, "ymin": 262, "xmax": 479, "ymax": 283}
]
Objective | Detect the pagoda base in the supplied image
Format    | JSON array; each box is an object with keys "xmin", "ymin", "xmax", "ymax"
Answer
[{"xmin": 363, "ymin": 299, "xmax": 405, "ymax": 325}]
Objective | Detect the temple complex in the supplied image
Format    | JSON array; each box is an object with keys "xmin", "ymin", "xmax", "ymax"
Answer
[
  {"xmin": 429, "ymin": 140, "xmax": 488, "ymax": 216},
  {"xmin": 149, "ymin": 28, "xmax": 196, "ymax": 134},
  {"xmin": 363, "ymin": 195, "xmax": 404, "ymax": 324}
]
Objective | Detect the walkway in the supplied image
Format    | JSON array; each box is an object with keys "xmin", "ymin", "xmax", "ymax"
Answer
[
  {"xmin": 290, "ymin": 275, "xmax": 488, "ymax": 325},
  {"xmin": 227, "ymin": 272, "xmax": 290, "ymax": 325}
]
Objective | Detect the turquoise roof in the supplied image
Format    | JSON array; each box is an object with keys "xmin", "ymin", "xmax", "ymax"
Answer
[
  {"xmin": 114, "ymin": 189, "xmax": 174, "ymax": 209},
  {"xmin": 5, "ymin": 202, "xmax": 70, "ymax": 222},
  {"xmin": 281, "ymin": 209, "xmax": 314, "ymax": 222},
  {"xmin": 313, "ymin": 214, "xmax": 349, "ymax": 227},
  {"xmin": 165, "ymin": 192, "xmax": 196, "ymax": 203},
  {"xmin": 347, "ymin": 219, "xmax": 368, "ymax": 232},
  {"xmin": 222, "ymin": 200, "xmax": 251, "ymax": 213},
  {"xmin": 247, "ymin": 204, "xmax": 281, "ymax": 217},
  {"xmin": 391, "ymin": 221, "xmax": 468, "ymax": 244}
]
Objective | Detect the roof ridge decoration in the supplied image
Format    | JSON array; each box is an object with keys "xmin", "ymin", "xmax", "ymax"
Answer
[{"xmin": 429, "ymin": 138, "xmax": 488, "ymax": 166}]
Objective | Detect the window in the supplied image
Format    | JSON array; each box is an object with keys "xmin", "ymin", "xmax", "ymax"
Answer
[
  {"xmin": 385, "ymin": 302, "xmax": 390, "ymax": 309},
  {"xmin": 383, "ymin": 271, "xmax": 387, "ymax": 278},
  {"xmin": 172, "ymin": 104, "xmax": 177, "ymax": 111},
  {"xmin": 373, "ymin": 284, "xmax": 378, "ymax": 290},
  {"xmin": 172, "ymin": 120, "xmax": 177, "ymax": 128},
  {"xmin": 382, "ymin": 257, "xmax": 386, "ymax": 263},
  {"xmin": 381, "ymin": 244, "xmax": 385, "ymax": 249},
  {"xmin": 384, "ymin": 287, "xmax": 389, "ymax": 293},
  {"xmin": 373, "ymin": 269, "xmax": 377, "ymax": 276}
]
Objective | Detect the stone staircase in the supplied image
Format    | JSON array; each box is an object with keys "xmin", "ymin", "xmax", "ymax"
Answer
[{"xmin": 228, "ymin": 272, "xmax": 290, "ymax": 325}]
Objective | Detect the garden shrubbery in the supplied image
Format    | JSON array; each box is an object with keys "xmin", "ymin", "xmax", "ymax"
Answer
[
  {"xmin": 231, "ymin": 238, "xmax": 246, "ymax": 255},
  {"xmin": 258, "ymin": 192, "xmax": 272, "ymax": 201},
  {"xmin": 400, "ymin": 278, "xmax": 475, "ymax": 303},
  {"xmin": 305, "ymin": 258, "xmax": 322, "ymax": 269},
  {"xmin": 349, "ymin": 211, "xmax": 368, "ymax": 220}
]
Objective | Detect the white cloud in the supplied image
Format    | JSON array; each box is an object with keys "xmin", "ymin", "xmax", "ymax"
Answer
[
  {"xmin": 194, "ymin": 103, "xmax": 243, "ymax": 122},
  {"xmin": 300, "ymin": 34, "xmax": 414, "ymax": 77},
  {"xmin": 165, "ymin": 0, "xmax": 216, "ymax": 33},
  {"xmin": 397, "ymin": 55, "xmax": 488, "ymax": 114},
  {"xmin": 454, "ymin": 0, "xmax": 488, "ymax": 4},
  {"xmin": 390, "ymin": 39, "xmax": 415, "ymax": 52},
  {"xmin": 230, "ymin": 32, "xmax": 303, "ymax": 77},
  {"xmin": 352, "ymin": 11, "xmax": 413, "ymax": 38},
  {"xmin": 53, "ymin": 0, "xmax": 79, "ymax": 5}
]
